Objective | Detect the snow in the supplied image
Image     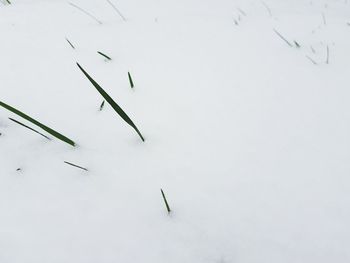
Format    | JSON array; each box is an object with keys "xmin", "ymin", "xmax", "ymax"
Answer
[{"xmin": 0, "ymin": 0, "xmax": 350, "ymax": 262}]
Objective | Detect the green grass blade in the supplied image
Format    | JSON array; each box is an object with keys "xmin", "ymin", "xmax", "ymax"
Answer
[
  {"xmin": 273, "ymin": 29, "xmax": 293, "ymax": 47},
  {"xmin": 0, "ymin": 101, "xmax": 75, "ymax": 146},
  {"xmin": 9, "ymin": 117, "xmax": 51, "ymax": 140},
  {"xmin": 99, "ymin": 100, "xmax": 105, "ymax": 111},
  {"xmin": 64, "ymin": 161, "xmax": 88, "ymax": 171},
  {"xmin": 66, "ymin": 38, "xmax": 75, "ymax": 49},
  {"xmin": 97, "ymin": 51, "xmax": 112, "ymax": 60},
  {"xmin": 128, "ymin": 72, "xmax": 134, "ymax": 88},
  {"xmin": 294, "ymin": 41, "xmax": 301, "ymax": 48},
  {"xmin": 161, "ymin": 189, "xmax": 171, "ymax": 214},
  {"xmin": 76, "ymin": 63, "xmax": 145, "ymax": 142}
]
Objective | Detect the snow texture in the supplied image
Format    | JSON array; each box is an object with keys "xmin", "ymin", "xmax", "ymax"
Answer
[{"xmin": 0, "ymin": 0, "xmax": 350, "ymax": 262}]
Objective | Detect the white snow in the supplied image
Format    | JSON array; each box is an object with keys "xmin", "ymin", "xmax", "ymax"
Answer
[{"xmin": 0, "ymin": 0, "xmax": 350, "ymax": 262}]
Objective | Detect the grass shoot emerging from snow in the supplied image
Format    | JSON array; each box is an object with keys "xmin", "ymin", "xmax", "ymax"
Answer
[
  {"xmin": 76, "ymin": 63, "xmax": 145, "ymax": 142},
  {"xmin": 0, "ymin": 101, "xmax": 76, "ymax": 146},
  {"xmin": 9, "ymin": 117, "xmax": 51, "ymax": 140},
  {"xmin": 64, "ymin": 161, "xmax": 88, "ymax": 171},
  {"xmin": 294, "ymin": 41, "xmax": 301, "ymax": 48},
  {"xmin": 97, "ymin": 51, "xmax": 112, "ymax": 60},
  {"xmin": 99, "ymin": 100, "xmax": 105, "ymax": 111},
  {"xmin": 128, "ymin": 72, "xmax": 134, "ymax": 88},
  {"xmin": 161, "ymin": 189, "xmax": 171, "ymax": 214},
  {"xmin": 66, "ymin": 38, "xmax": 75, "ymax": 49},
  {"xmin": 273, "ymin": 29, "xmax": 293, "ymax": 47}
]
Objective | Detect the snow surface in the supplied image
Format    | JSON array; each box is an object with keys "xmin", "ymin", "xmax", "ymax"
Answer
[{"xmin": 0, "ymin": 0, "xmax": 350, "ymax": 262}]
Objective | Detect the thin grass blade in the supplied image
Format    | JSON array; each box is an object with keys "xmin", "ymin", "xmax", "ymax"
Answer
[
  {"xmin": 76, "ymin": 63, "xmax": 145, "ymax": 142},
  {"xmin": 97, "ymin": 51, "xmax": 112, "ymax": 60},
  {"xmin": 69, "ymin": 2, "xmax": 102, "ymax": 25},
  {"xmin": 0, "ymin": 101, "xmax": 75, "ymax": 146},
  {"xmin": 273, "ymin": 29, "xmax": 293, "ymax": 47},
  {"xmin": 237, "ymin": 8, "xmax": 247, "ymax": 16},
  {"xmin": 128, "ymin": 72, "xmax": 134, "ymax": 88},
  {"xmin": 9, "ymin": 117, "xmax": 51, "ymax": 140},
  {"xmin": 64, "ymin": 161, "xmax": 88, "ymax": 171},
  {"xmin": 306, "ymin": 55, "xmax": 317, "ymax": 65},
  {"xmin": 106, "ymin": 0, "xmax": 126, "ymax": 21},
  {"xmin": 99, "ymin": 100, "xmax": 105, "ymax": 111},
  {"xmin": 161, "ymin": 189, "xmax": 171, "ymax": 214},
  {"xmin": 66, "ymin": 38, "xmax": 75, "ymax": 49},
  {"xmin": 261, "ymin": 1, "xmax": 272, "ymax": 17}
]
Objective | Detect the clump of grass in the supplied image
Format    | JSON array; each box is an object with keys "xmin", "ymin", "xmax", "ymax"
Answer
[
  {"xmin": 64, "ymin": 161, "xmax": 88, "ymax": 171},
  {"xmin": 273, "ymin": 29, "xmax": 293, "ymax": 47},
  {"xmin": 69, "ymin": 2, "xmax": 102, "ymax": 25},
  {"xmin": 76, "ymin": 63, "xmax": 145, "ymax": 142},
  {"xmin": 161, "ymin": 189, "xmax": 171, "ymax": 214},
  {"xmin": 128, "ymin": 72, "xmax": 134, "ymax": 88},
  {"xmin": 0, "ymin": 100, "xmax": 76, "ymax": 146},
  {"xmin": 9, "ymin": 117, "xmax": 51, "ymax": 140},
  {"xmin": 97, "ymin": 51, "xmax": 112, "ymax": 61},
  {"xmin": 66, "ymin": 38, "xmax": 75, "ymax": 49},
  {"xmin": 99, "ymin": 100, "xmax": 105, "ymax": 111},
  {"xmin": 106, "ymin": 0, "xmax": 126, "ymax": 21}
]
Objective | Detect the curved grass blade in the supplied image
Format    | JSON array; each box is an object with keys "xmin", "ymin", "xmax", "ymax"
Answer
[
  {"xmin": 9, "ymin": 117, "xmax": 51, "ymax": 140},
  {"xmin": 106, "ymin": 0, "xmax": 126, "ymax": 21},
  {"xmin": 128, "ymin": 72, "xmax": 134, "ymax": 88},
  {"xmin": 69, "ymin": 2, "xmax": 102, "ymax": 25},
  {"xmin": 64, "ymin": 161, "xmax": 88, "ymax": 171},
  {"xmin": 261, "ymin": 1, "xmax": 272, "ymax": 17},
  {"xmin": 76, "ymin": 63, "xmax": 145, "ymax": 142},
  {"xmin": 97, "ymin": 51, "xmax": 112, "ymax": 60},
  {"xmin": 0, "ymin": 101, "xmax": 75, "ymax": 146}
]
